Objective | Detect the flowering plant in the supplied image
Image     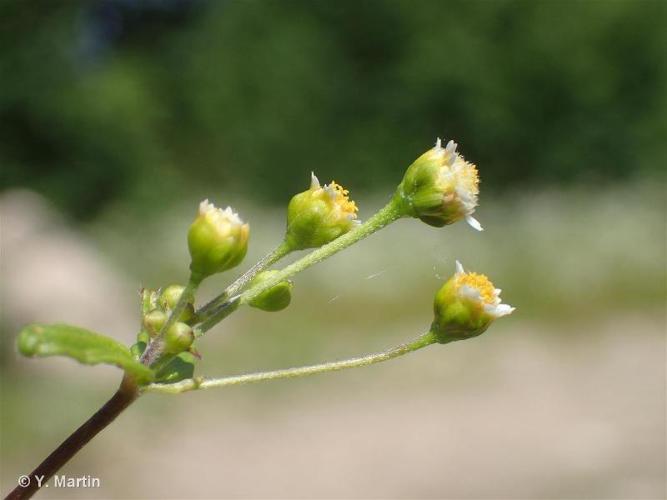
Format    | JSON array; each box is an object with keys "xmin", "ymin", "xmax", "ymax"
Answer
[{"xmin": 7, "ymin": 139, "xmax": 513, "ymax": 499}]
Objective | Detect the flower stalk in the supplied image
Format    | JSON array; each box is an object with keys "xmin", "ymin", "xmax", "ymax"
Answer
[{"xmin": 143, "ymin": 331, "xmax": 437, "ymax": 395}]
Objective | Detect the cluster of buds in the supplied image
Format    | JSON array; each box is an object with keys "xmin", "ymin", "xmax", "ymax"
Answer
[
  {"xmin": 284, "ymin": 173, "xmax": 360, "ymax": 250},
  {"xmin": 397, "ymin": 138, "xmax": 482, "ymax": 230},
  {"xmin": 132, "ymin": 285, "xmax": 198, "ymax": 359}
]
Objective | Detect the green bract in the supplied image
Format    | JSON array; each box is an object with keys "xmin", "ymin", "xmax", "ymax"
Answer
[
  {"xmin": 188, "ymin": 200, "xmax": 249, "ymax": 279},
  {"xmin": 17, "ymin": 323, "xmax": 154, "ymax": 384},
  {"xmin": 248, "ymin": 270, "xmax": 293, "ymax": 312},
  {"xmin": 154, "ymin": 352, "xmax": 196, "ymax": 384}
]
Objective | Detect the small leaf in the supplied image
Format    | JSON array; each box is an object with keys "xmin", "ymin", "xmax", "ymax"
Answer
[
  {"xmin": 130, "ymin": 340, "xmax": 148, "ymax": 359},
  {"xmin": 129, "ymin": 330, "xmax": 150, "ymax": 359},
  {"xmin": 155, "ymin": 352, "xmax": 196, "ymax": 384},
  {"xmin": 17, "ymin": 323, "xmax": 154, "ymax": 384}
]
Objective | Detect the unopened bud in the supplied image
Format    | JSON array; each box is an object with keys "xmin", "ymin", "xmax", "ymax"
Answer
[
  {"xmin": 248, "ymin": 270, "xmax": 293, "ymax": 312},
  {"xmin": 397, "ymin": 139, "xmax": 482, "ymax": 230},
  {"xmin": 188, "ymin": 200, "xmax": 249, "ymax": 280},
  {"xmin": 285, "ymin": 173, "xmax": 359, "ymax": 250},
  {"xmin": 164, "ymin": 322, "xmax": 194, "ymax": 354},
  {"xmin": 159, "ymin": 285, "xmax": 195, "ymax": 323},
  {"xmin": 159, "ymin": 285, "xmax": 186, "ymax": 309},
  {"xmin": 431, "ymin": 261, "xmax": 514, "ymax": 343},
  {"xmin": 143, "ymin": 309, "xmax": 167, "ymax": 337}
]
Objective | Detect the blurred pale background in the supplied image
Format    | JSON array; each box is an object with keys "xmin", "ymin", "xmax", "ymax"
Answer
[{"xmin": 1, "ymin": 1, "xmax": 665, "ymax": 499}]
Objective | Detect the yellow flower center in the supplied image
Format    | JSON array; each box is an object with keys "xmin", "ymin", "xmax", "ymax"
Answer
[
  {"xmin": 456, "ymin": 272, "xmax": 495, "ymax": 304},
  {"xmin": 328, "ymin": 181, "xmax": 358, "ymax": 215}
]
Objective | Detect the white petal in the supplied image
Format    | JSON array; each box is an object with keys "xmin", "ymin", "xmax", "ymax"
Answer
[
  {"xmin": 435, "ymin": 137, "xmax": 442, "ymax": 149},
  {"xmin": 445, "ymin": 140, "xmax": 458, "ymax": 155},
  {"xmin": 310, "ymin": 172, "xmax": 321, "ymax": 190},
  {"xmin": 455, "ymin": 260, "xmax": 465, "ymax": 275},
  {"xmin": 458, "ymin": 284, "xmax": 481, "ymax": 302},
  {"xmin": 466, "ymin": 215, "xmax": 483, "ymax": 231},
  {"xmin": 199, "ymin": 199, "xmax": 215, "ymax": 215},
  {"xmin": 494, "ymin": 304, "xmax": 516, "ymax": 317}
]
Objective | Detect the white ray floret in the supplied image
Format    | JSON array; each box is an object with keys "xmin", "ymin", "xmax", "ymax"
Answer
[{"xmin": 453, "ymin": 260, "xmax": 515, "ymax": 318}]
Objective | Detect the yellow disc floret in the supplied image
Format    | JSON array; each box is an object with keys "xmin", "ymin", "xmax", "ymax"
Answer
[
  {"xmin": 455, "ymin": 272, "xmax": 495, "ymax": 304},
  {"xmin": 285, "ymin": 173, "xmax": 360, "ymax": 250},
  {"xmin": 324, "ymin": 181, "xmax": 358, "ymax": 216}
]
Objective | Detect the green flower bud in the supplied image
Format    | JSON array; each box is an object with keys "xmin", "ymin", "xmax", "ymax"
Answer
[
  {"xmin": 159, "ymin": 285, "xmax": 195, "ymax": 323},
  {"xmin": 431, "ymin": 261, "xmax": 514, "ymax": 344},
  {"xmin": 159, "ymin": 285, "xmax": 186, "ymax": 309},
  {"xmin": 397, "ymin": 139, "xmax": 482, "ymax": 231},
  {"xmin": 248, "ymin": 270, "xmax": 293, "ymax": 312},
  {"xmin": 285, "ymin": 173, "xmax": 359, "ymax": 250},
  {"xmin": 188, "ymin": 200, "xmax": 249, "ymax": 280},
  {"xmin": 164, "ymin": 322, "xmax": 194, "ymax": 354},
  {"xmin": 143, "ymin": 309, "xmax": 168, "ymax": 337}
]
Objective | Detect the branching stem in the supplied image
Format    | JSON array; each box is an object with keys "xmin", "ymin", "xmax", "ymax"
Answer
[
  {"xmin": 196, "ymin": 241, "xmax": 291, "ymax": 321},
  {"xmin": 193, "ymin": 198, "xmax": 404, "ymax": 337},
  {"xmin": 143, "ymin": 331, "xmax": 436, "ymax": 395},
  {"xmin": 239, "ymin": 199, "xmax": 403, "ymax": 306}
]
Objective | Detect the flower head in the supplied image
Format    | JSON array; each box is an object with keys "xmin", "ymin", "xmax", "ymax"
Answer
[
  {"xmin": 187, "ymin": 200, "xmax": 249, "ymax": 280},
  {"xmin": 431, "ymin": 260, "xmax": 514, "ymax": 343},
  {"xmin": 397, "ymin": 138, "xmax": 482, "ymax": 230},
  {"xmin": 284, "ymin": 173, "xmax": 360, "ymax": 250}
]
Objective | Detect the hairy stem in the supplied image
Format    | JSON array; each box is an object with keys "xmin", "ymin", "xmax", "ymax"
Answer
[
  {"xmin": 239, "ymin": 199, "xmax": 403, "ymax": 306},
  {"xmin": 194, "ymin": 297, "xmax": 240, "ymax": 338},
  {"xmin": 196, "ymin": 241, "xmax": 291, "ymax": 321},
  {"xmin": 4, "ymin": 376, "xmax": 139, "ymax": 500},
  {"xmin": 143, "ymin": 331, "xmax": 436, "ymax": 394}
]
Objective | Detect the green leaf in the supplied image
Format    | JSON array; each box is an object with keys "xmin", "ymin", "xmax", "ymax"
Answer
[
  {"xmin": 129, "ymin": 330, "xmax": 150, "ymax": 359},
  {"xmin": 17, "ymin": 323, "xmax": 154, "ymax": 384},
  {"xmin": 155, "ymin": 352, "xmax": 196, "ymax": 384}
]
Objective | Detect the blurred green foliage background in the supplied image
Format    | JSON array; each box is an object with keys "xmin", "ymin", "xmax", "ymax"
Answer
[{"xmin": 2, "ymin": 0, "xmax": 665, "ymax": 219}]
